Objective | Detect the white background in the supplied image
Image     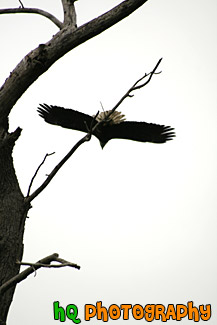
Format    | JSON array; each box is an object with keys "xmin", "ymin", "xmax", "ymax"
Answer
[{"xmin": 0, "ymin": 0, "xmax": 216, "ymax": 324}]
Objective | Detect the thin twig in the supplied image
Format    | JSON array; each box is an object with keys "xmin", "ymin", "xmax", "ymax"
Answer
[
  {"xmin": 89, "ymin": 110, "xmax": 100, "ymax": 131},
  {"xmin": 0, "ymin": 8, "xmax": 63, "ymax": 29},
  {"xmin": 0, "ymin": 253, "xmax": 80, "ymax": 295},
  {"xmin": 90, "ymin": 58, "xmax": 163, "ymax": 133},
  {"xmin": 18, "ymin": 0, "xmax": 24, "ymax": 8},
  {"xmin": 110, "ymin": 58, "xmax": 162, "ymax": 114},
  {"xmin": 100, "ymin": 101, "xmax": 105, "ymax": 112},
  {"xmin": 27, "ymin": 152, "xmax": 55, "ymax": 197},
  {"xmin": 24, "ymin": 134, "xmax": 92, "ymax": 204}
]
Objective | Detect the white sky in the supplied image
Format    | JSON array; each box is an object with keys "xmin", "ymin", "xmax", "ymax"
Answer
[{"xmin": 0, "ymin": 0, "xmax": 216, "ymax": 324}]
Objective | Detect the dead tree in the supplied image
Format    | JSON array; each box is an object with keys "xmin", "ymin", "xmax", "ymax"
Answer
[{"xmin": 0, "ymin": 1, "xmax": 151, "ymax": 323}]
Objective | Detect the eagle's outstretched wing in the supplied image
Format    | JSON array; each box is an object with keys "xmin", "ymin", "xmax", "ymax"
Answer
[
  {"xmin": 37, "ymin": 104, "xmax": 175, "ymax": 148},
  {"xmin": 102, "ymin": 121, "xmax": 175, "ymax": 144},
  {"xmin": 37, "ymin": 104, "xmax": 95, "ymax": 133}
]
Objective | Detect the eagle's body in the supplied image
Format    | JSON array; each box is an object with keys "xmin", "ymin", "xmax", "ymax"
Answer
[{"xmin": 37, "ymin": 104, "xmax": 175, "ymax": 148}]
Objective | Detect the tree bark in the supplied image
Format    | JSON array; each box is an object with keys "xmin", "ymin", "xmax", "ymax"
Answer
[{"xmin": 0, "ymin": 129, "xmax": 28, "ymax": 325}]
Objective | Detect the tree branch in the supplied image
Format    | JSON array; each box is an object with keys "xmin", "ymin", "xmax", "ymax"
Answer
[
  {"xmin": 17, "ymin": 258, "xmax": 80, "ymax": 269},
  {"xmin": 108, "ymin": 58, "xmax": 162, "ymax": 116},
  {"xmin": 26, "ymin": 152, "xmax": 55, "ymax": 197},
  {"xmin": 0, "ymin": 8, "xmax": 63, "ymax": 29},
  {"xmin": 0, "ymin": 127, "xmax": 22, "ymax": 148},
  {"xmin": 61, "ymin": 0, "xmax": 77, "ymax": 27},
  {"xmin": 0, "ymin": 253, "xmax": 80, "ymax": 295},
  {"xmin": 25, "ymin": 111, "xmax": 100, "ymax": 203},
  {"xmin": 0, "ymin": 0, "xmax": 149, "ymax": 124},
  {"xmin": 25, "ymin": 133, "xmax": 92, "ymax": 204},
  {"xmin": 89, "ymin": 59, "xmax": 162, "ymax": 133}
]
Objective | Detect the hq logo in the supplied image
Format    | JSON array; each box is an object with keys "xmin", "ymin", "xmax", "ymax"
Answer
[{"xmin": 53, "ymin": 301, "xmax": 211, "ymax": 323}]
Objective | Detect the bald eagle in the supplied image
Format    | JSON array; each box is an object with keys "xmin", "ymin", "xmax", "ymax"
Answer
[{"xmin": 37, "ymin": 104, "xmax": 175, "ymax": 148}]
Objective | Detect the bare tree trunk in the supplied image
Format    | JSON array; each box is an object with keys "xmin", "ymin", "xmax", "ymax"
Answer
[{"xmin": 0, "ymin": 129, "xmax": 28, "ymax": 325}]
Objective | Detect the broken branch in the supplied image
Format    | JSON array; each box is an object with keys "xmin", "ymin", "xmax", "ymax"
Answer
[
  {"xmin": 17, "ymin": 257, "xmax": 80, "ymax": 269},
  {"xmin": 0, "ymin": 253, "xmax": 80, "ymax": 295}
]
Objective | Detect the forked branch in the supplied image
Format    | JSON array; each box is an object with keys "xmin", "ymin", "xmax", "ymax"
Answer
[
  {"xmin": 17, "ymin": 256, "xmax": 80, "ymax": 269},
  {"xmin": 0, "ymin": 253, "xmax": 80, "ymax": 295},
  {"xmin": 91, "ymin": 58, "xmax": 162, "ymax": 130},
  {"xmin": 111, "ymin": 57, "xmax": 162, "ymax": 113},
  {"xmin": 25, "ymin": 133, "xmax": 92, "ymax": 204}
]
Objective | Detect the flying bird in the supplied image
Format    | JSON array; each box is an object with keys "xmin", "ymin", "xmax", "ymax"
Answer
[{"xmin": 37, "ymin": 104, "xmax": 175, "ymax": 148}]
